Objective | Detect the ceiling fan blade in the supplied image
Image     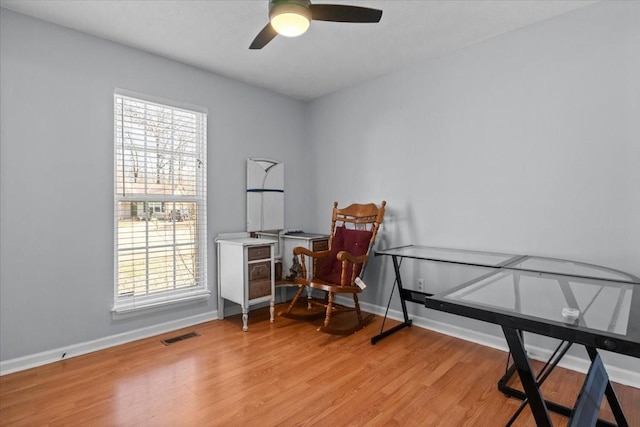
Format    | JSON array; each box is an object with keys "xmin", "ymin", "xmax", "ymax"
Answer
[
  {"xmin": 309, "ymin": 4, "xmax": 382, "ymax": 23},
  {"xmin": 250, "ymin": 23, "xmax": 278, "ymax": 49}
]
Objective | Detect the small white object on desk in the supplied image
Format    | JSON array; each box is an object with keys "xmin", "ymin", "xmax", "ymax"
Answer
[{"xmin": 562, "ymin": 307, "xmax": 580, "ymax": 322}]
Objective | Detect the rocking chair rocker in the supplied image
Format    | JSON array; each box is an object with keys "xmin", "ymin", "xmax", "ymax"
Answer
[{"xmin": 281, "ymin": 201, "xmax": 386, "ymax": 335}]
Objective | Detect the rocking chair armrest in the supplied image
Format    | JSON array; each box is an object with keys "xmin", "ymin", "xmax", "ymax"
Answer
[
  {"xmin": 291, "ymin": 247, "xmax": 330, "ymax": 282},
  {"xmin": 293, "ymin": 246, "xmax": 329, "ymax": 259},
  {"xmin": 336, "ymin": 251, "xmax": 369, "ymax": 265}
]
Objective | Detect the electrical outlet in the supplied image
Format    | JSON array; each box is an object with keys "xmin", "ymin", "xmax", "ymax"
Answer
[{"xmin": 417, "ymin": 278, "xmax": 425, "ymax": 292}]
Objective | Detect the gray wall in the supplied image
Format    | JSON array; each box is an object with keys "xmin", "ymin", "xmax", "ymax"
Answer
[
  {"xmin": 307, "ymin": 1, "xmax": 639, "ymax": 370},
  {"xmin": 0, "ymin": 9, "xmax": 310, "ymax": 361}
]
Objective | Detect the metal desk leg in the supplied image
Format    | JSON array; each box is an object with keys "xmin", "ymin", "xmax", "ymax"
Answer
[
  {"xmin": 393, "ymin": 255, "xmax": 412, "ymax": 325},
  {"xmin": 503, "ymin": 326, "xmax": 553, "ymax": 427},
  {"xmin": 502, "ymin": 340, "xmax": 574, "ymax": 426},
  {"xmin": 371, "ymin": 255, "xmax": 413, "ymax": 344}
]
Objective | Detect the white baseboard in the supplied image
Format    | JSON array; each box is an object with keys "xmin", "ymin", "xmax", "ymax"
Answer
[
  {"xmin": 0, "ymin": 311, "xmax": 219, "ymax": 376},
  {"xmin": 3, "ymin": 298, "xmax": 639, "ymax": 390},
  {"xmin": 355, "ymin": 299, "xmax": 640, "ymax": 389},
  {"xmin": 2, "ymin": 301, "xmax": 277, "ymax": 376}
]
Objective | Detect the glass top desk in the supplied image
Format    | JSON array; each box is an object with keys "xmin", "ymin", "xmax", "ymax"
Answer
[{"xmin": 374, "ymin": 245, "xmax": 640, "ymax": 426}]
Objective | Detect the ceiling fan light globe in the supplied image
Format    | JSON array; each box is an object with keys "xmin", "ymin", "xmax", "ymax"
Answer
[{"xmin": 269, "ymin": 3, "xmax": 311, "ymax": 37}]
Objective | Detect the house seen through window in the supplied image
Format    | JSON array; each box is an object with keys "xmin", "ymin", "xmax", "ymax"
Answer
[{"xmin": 113, "ymin": 91, "xmax": 208, "ymax": 313}]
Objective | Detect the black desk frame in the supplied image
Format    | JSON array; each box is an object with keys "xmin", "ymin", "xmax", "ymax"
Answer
[
  {"xmin": 372, "ymin": 247, "xmax": 525, "ymax": 344},
  {"xmin": 373, "ymin": 245, "xmax": 640, "ymax": 427}
]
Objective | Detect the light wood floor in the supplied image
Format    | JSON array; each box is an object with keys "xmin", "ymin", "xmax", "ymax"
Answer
[{"xmin": 1, "ymin": 305, "xmax": 638, "ymax": 426}]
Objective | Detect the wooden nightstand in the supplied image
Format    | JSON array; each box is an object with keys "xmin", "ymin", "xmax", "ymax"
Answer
[{"xmin": 216, "ymin": 234, "xmax": 276, "ymax": 331}]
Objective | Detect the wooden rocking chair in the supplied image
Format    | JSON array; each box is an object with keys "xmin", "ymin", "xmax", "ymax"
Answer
[{"xmin": 281, "ymin": 201, "xmax": 386, "ymax": 334}]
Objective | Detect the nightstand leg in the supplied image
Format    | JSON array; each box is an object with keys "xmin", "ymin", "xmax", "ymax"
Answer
[
  {"xmin": 242, "ymin": 307, "xmax": 249, "ymax": 332},
  {"xmin": 270, "ymin": 299, "xmax": 275, "ymax": 322}
]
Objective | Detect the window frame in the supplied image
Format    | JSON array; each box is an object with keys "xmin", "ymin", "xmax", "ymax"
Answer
[{"xmin": 112, "ymin": 89, "xmax": 209, "ymax": 314}]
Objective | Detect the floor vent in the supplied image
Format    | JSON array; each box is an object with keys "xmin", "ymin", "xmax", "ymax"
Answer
[{"xmin": 161, "ymin": 331, "xmax": 200, "ymax": 346}]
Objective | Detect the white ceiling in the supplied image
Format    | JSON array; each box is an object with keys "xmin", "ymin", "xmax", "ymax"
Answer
[{"xmin": 0, "ymin": 0, "xmax": 597, "ymax": 100}]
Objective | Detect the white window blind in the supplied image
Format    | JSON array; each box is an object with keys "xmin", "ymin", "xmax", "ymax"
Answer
[{"xmin": 113, "ymin": 92, "xmax": 208, "ymax": 313}]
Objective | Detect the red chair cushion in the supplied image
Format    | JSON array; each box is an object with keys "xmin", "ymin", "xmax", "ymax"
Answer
[{"xmin": 317, "ymin": 226, "xmax": 372, "ymax": 285}]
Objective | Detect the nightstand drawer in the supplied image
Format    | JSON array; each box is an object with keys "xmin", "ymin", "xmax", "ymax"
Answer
[
  {"xmin": 248, "ymin": 261, "xmax": 270, "ymax": 282},
  {"xmin": 249, "ymin": 280, "xmax": 271, "ymax": 299},
  {"xmin": 248, "ymin": 245, "xmax": 271, "ymax": 261},
  {"xmin": 312, "ymin": 238, "xmax": 329, "ymax": 252}
]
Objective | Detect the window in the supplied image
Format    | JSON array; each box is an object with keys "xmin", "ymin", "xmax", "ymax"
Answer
[{"xmin": 113, "ymin": 91, "xmax": 208, "ymax": 313}]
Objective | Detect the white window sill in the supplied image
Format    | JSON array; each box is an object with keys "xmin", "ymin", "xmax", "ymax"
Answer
[{"xmin": 112, "ymin": 288, "xmax": 211, "ymax": 318}]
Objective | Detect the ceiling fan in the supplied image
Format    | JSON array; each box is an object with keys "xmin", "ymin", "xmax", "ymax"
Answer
[{"xmin": 250, "ymin": 0, "xmax": 383, "ymax": 49}]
